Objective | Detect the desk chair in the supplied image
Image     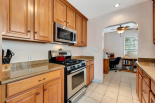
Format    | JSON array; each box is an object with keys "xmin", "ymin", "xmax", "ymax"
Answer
[{"xmin": 110, "ymin": 57, "xmax": 121, "ymax": 72}]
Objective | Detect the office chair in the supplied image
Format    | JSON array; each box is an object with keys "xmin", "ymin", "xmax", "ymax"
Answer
[{"xmin": 110, "ymin": 57, "xmax": 121, "ymax": 72}]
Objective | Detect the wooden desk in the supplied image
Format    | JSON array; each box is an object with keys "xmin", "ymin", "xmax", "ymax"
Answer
[{"xmin": 121, "ymin": 58, "xmax": 137, "ymax": 73}]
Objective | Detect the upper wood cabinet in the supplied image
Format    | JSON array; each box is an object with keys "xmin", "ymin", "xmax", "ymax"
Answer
[
  {"xmin": 2, "ymin": 0, "xmax": 32, "ymax": 39},
  {"xmin": 81, "ymin": 19, "xmax": 87, "ymax": 46},
  {"xmin": 44, "ymin": 79, "xmax": 61, "ymax": 103},
  {"xmin": 6, "ymin": 87, "xmax": 43, "ymax": 103},
  {"xmin": 67, "ymin": 7, "xmax": 75, "ymax": 30},
  {"xmin": 75, "ymin": 14, "xmax": 82, "ymax": 46},
  {"xmin": 34, "ymin": 0, "xmax": 52, "ymax": 41},
  {"xmin": 54, "ymin": 0, "xmax": 66, "ymax": 26}
]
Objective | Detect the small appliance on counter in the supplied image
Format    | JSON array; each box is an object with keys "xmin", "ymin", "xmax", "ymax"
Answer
[
  {"xmin": 2, "ymin": 49, "xmax": 15, "ymax": 79},
  {"xmin": 49, "ymin": 50, "xmax": 87, "ymax": 103},
  {"xmin": 53, "ymin": 22, "xmax": 76, "ymax": 44}
]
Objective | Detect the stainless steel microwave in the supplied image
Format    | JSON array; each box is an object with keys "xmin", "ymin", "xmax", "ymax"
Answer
[{"xmin": 53, "ymin": 22, "xmax": 76, "ymax": 44}]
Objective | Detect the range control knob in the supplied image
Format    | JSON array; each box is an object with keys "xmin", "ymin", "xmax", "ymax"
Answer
[{"xmin": 73, "ymin": 66, "xmax": 75, "ymax": 69}]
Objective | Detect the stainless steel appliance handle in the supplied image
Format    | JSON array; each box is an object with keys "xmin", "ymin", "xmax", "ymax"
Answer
[{"xmin": 70, "ymin": 67, "xmax": 86, "ymax": 74}]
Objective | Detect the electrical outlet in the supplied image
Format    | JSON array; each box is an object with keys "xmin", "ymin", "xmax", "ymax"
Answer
[
  {"xmin": 94, "ymin": 48, "xmax": 97, "ymax": 52},
  {"xmin": 28, "ymin": 55, "xmax": 33, "ymax": 61}
]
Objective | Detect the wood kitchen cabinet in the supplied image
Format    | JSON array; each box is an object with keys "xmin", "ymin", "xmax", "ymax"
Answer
[
  {"xmin": 86, "ymin": 60, "xmax": 94, "ymax": 85},
  {"xmin": 34, "ymin": 0, "xmax": 52, "ymax": 41},
  {"xmin": 104, "ymin": 59, "xmax": 109, "ymax": 74},
  {"xmin": 150, "ymin": 92, "xmax": 155, "ymax": 103},
  {"xmin": 139, "ymin": 74, "xmax": 142, "ymax": 102},
  {"xmin": 67, "ymin": 7, "xmax": 75, "ymax": 30},
  {"xmin": 44, "ymin": 79, "xmax": 61, "ymax": 103},
  {"xmin": 54, "ymin": 0, "xmax": 66, "ymax": 26},
  {"xmin": 6, "ymin": 87, "xmax": 43, "ymax": 103},
  {"xmin": 81, "ymin": 19, "xmax": 87, "ymax": 47},
  {"xmin": 2, "ymin": 0, "xmax": 32, "ymax": 39},
  {"xmin": 136, "ymin": 71, "xmax": 139, "ymax": 96},
  {"xmin": 75, "ymin": 14, "xmax": 83, "ymax": 46},
  {"xmin": 142, "ymin": 79, "xmax": 150, "ymax": 103}
]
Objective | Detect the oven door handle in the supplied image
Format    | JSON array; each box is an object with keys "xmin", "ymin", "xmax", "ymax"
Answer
[{"xmin": 70, "ymin": 67, "xmax": 86, "ymax": 74}]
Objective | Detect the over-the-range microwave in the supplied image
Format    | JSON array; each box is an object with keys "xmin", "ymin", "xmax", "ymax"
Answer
[{"xmin": 53, "ymin": 22, "xmax": 76, "ymax": 44}]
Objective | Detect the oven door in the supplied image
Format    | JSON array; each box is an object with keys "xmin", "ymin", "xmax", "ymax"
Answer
[
  {"xmin": 55, "ymin": 23, "xmax": 76, "ymax": 43},
  {"xmin": 67, "ymin": 67, "xmax": 86, "ymax": 99}
]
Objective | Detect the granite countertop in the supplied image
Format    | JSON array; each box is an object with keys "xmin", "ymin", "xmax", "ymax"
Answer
[
  {"xmin": 137, "ymin": 59, "xmax": 155, "ymax": 82},
  {"xmin": 1, "ymin": 60, "xmax": 65, "ymax": 85},
  {"xmin": 71, "ymin": 56, "xmax": 94, "ymax": 61}
]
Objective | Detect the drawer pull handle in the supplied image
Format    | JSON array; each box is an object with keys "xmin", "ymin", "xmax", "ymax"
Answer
[
  {"xmin": 142, "ymin": 90, "xmax": 147, "ymax": 94},
  {"xmin": 28, "ymin": 30, "xmax": 31, "ymax": 33},
  {"xmin": 38, "ymin": 78, "xmax": 46, "ymax": 82},
  {"xmin": 37, "ymin": 93, "xmax": 40, "ymax": 95},
  {"xmin": 45, "ymin": 89, "xmax": 47, "ymax": 91}
]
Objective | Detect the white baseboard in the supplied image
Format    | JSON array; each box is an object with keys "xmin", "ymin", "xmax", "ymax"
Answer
[{"xmin": 92, "ymin": 79, "xmax": 103, "ymax": 84}]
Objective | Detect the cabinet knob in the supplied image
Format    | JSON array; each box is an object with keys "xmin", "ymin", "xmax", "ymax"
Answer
[
  {"xmin": 64, "ymin": 21, "xmax": 66, "ymax": 22},
  {"xmin": 28, "ymin": 30, "xmax": 31, "ymax": 33},
  {"xmin": 35, "ymin": 31, "xmax": 37, "ymax": 34},
  {"xmin": 67, "ymin": 22, "xmax": 69, "ymax": 24},
  {"xmin": 36, "ymin": 93, "xmax": 40, "ymax": 95},
  {"xmin": 45, "ymin": 89, "xmax": 47, "ymax": 91}
]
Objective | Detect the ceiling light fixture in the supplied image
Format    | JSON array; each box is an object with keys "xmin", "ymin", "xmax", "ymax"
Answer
[{"xmin": 115, "ymin": 3, "xmax": 120, "ymax": 8}]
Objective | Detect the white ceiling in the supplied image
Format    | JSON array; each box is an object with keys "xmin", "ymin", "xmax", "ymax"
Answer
[
  {"xmin": 103, "ymin": 22, "xmax": 138, "ymax": 33},
  {"xmin": 67, "ymin": 0, "xmax": 149, "ymax": 19}
]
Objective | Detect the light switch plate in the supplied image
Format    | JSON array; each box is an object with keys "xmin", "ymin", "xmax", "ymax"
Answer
[
  {"xmin": 94, "ymin": 48, "xmax": 97, "ymax": 51},
  {"xmin": 28, "ymin": 55, "xmax": 33, "ymax": 61}
]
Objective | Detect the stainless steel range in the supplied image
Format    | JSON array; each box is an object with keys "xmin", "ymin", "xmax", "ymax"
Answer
[{"xmin": 48, "ymin": 50, "xmax": 87, "ymax": 103}]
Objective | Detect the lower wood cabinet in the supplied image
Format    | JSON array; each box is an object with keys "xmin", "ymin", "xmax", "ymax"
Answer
[
  {"xmin": 103, "ymin": 59, "xmax": 109, "ymax": 74},
  {"xmin": 142, "ymin": 79, "xmax": 150, "ymax": 103},
  {"xmin": 6, "ymin": 87, "xmax": 43, "ymax": 103},
  {"xmin": 136, "ymin": 71, "xmax": 139, "ymax": 96},
  {"xmin": 150, "ymin": 92, "xmax": 155, "ymax": 103},
  {"xmin": 44, "ymin": 79, "xmax": 61, "ymax": 103},
  {"xmin": 86, "ymin": 60, "xmax": 94, "ymax": 85},
  {"xmin": 139, "ymin": 74, "xmax": 142, "ymax": 102}
]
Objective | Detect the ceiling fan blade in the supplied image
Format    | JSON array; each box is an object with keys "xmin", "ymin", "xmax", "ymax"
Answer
[
  {"xmin": 111, "ymin": 29, "xmax": 117, "ymax": 30},
  {"xmin": 125, "ymin": 26, "xmax": 130, "ymax": 28},
  {"xmin": 126, "ymin": 28, "xmax": 138, "ymax": 30}
]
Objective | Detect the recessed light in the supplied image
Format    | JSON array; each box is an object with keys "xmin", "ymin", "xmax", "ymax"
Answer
[{"xmin": 114, "ymin": 3, "xmax": 120, "ymax": 8}]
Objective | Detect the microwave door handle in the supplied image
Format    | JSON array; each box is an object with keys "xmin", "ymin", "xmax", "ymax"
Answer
[{"xmin": 73, "ymin": 33, "xmax": 74, "ymax": 42}]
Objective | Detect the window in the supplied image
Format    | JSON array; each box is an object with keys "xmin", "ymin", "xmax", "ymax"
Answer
[{"xmin": 124, "ymin": 37, "xmax": 138, "ymax": 57}]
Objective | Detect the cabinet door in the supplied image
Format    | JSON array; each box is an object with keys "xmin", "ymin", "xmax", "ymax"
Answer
[
  {"xmin": 139, "ymin": 74, "xmax": 142, "ymax": 103},
  {"xmin": 6, "ymin": 87, "xmax": 43, "ymax": 103},
  {"xmin": 142, "ymin": 79, "xmax": 150, "ymax": 103},
  {"xmin": 150, "ymin": 92, "xmax": 155, "ymax": 103},
  {"xmin": 34, "ymin": 0, "xmax": 52, "ymax": 41},
  {"xmin": 81, "ymin": 19, "xmax": 87, "ymax": 47},
  {"xmin": 90, "ymin": 65, "xmax": 94, "ymax": 82},
  {"xmin": 86, "ymin": 67, "xmax": 90, "ymax": 85},
  {"xmin": 67, "ymin": 7, "xmax": 75, "ymax": 30},
  {"xmin": 44, "ymin": 79, "xmax": 61, "ymax": 103},
  {"xmin": 2, "ymin": 0, "xmax": 32, "ymax": 39},
  {"xmin": 54, "ymin": 0, "xmax": 66, "ymax": 26},
  {"xmin": 75, "ymin": 14, "xmax": 82, "ymax": 46},
  {"xmin": 136, "ymin": 71, "xmax": 139, "ymax": 96}
]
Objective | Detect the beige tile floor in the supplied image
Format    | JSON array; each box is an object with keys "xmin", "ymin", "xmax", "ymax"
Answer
[{"xmin": 76, "ymin": 71, "xmax": 140, "ymax": 103}]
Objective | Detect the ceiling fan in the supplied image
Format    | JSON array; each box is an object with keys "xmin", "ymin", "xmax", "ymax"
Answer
[{"xmin": 112, "ymin": 25, "xmax": 137, "ymax": 37}]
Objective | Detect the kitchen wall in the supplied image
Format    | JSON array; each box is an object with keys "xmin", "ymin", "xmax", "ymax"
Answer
[
  {"xmin": 82, "ymin": 1, "xmax": 153, "ymax": 83},
  {"xmin": 2, "ymin": 40, "xmax": 82, "ymax": 63},
  {"xmin": 104, "ymin": 30, "xmax": 138, "ymax": 68}
]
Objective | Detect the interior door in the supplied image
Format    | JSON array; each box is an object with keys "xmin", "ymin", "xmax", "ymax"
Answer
[
  {"xmin": 54, "ymin": 0, "xmax": 66, "ymax": 26},
  {"xmin": 75, "ymin": 14, "xmax": 82, "ymax": 46},
  {"xmin": 86, "ymin": 67, "xmax": 90, "ymax": 85},
  {"xmin": 34, "ymin": 0, "xmax": 52, "ymax": 41},
  {"xmin": 81, "ymin": 19, "xmax": 87, "ymax": 46},
  {"xmin": 2, "ymin": 0, "xmax": 32, "ymax": 39},
  {"xmin": 67, "ymin": 7, "xmax": 75, "ymax": 30},
  {"xmin": 6, "ymin": 87, "xmax": 43, "ymax": 103},
  {"xmin": 44, "ymin": 79, "xmax": 61, "ymax": 103}
]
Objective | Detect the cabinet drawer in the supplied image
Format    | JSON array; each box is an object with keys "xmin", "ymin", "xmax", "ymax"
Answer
[
  {"xmin": 137, "ymin": 65, "xmax": 143, "ymax": 75},
  {"xmin": 7, "ymin": 69, "xmax": 61, "ymax": 97},
  {"xmin": 151, "ymin": 80, "xmax": 155, "ymax": 94},
  {"xmin": 142, "ymin": 79, "xmax": 150, "ymax": 103},
  {"xmin": 143, "ymin": 71, "xmax": 151, "ymax": 87}
]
